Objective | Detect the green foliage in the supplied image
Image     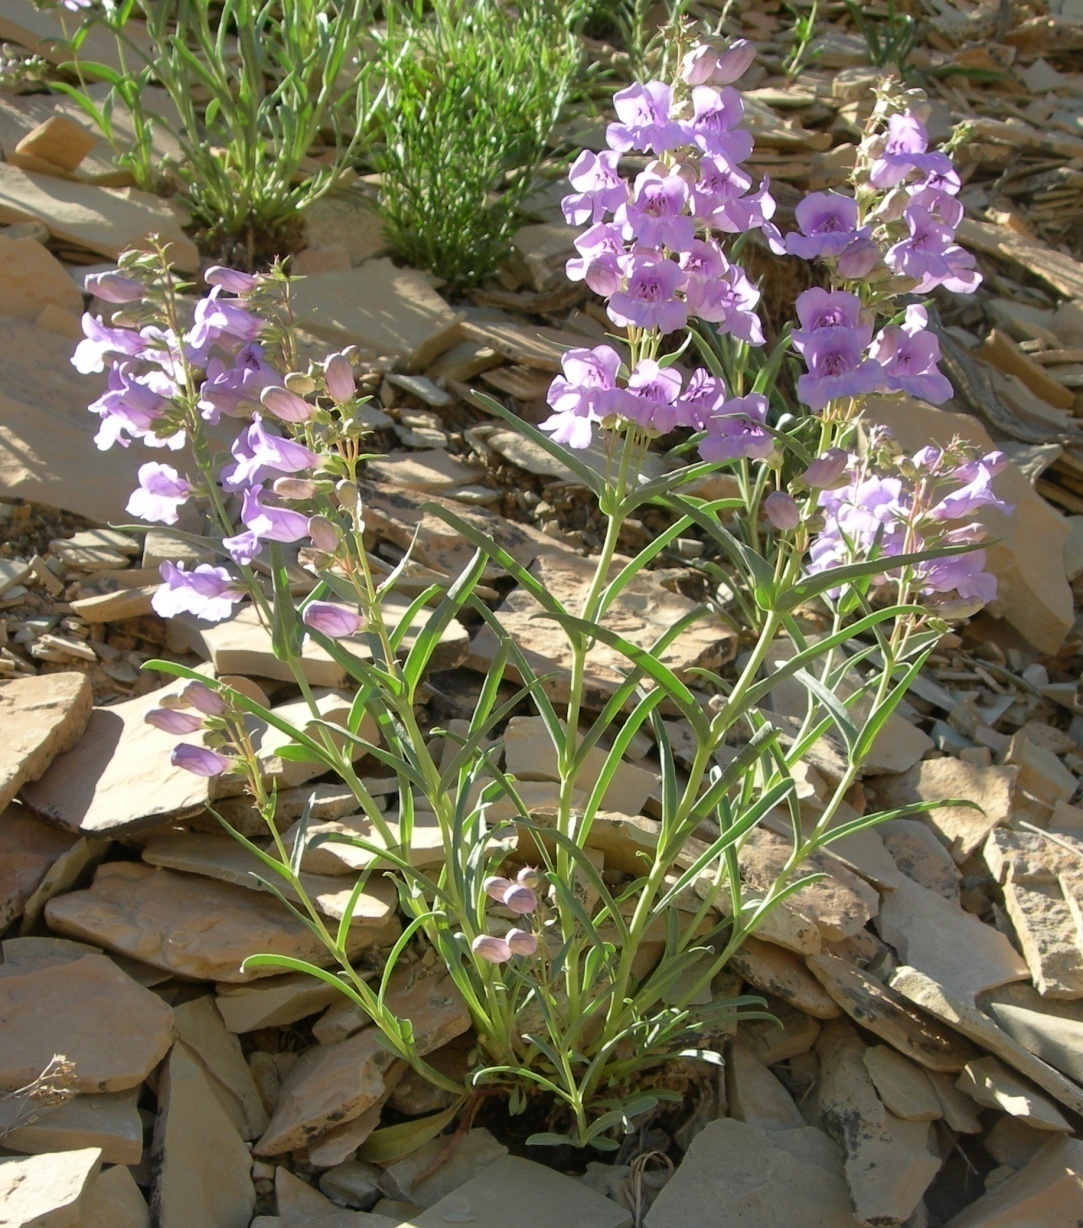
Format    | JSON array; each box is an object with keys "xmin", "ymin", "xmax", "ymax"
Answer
[
  {"xmin": 371, "ymin": 0, "xmax": 582, "ymax": 289},
  {"xmin": 846, "ymin": 0, "xmax": 923, "ymax": 76},
  {"xmin": 783, "ymin": 0, "xmax": 821, "ymax": 79}
]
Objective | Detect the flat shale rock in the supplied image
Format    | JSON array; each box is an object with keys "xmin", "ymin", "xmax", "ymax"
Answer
[
  {"xmin": 468, "ymin": 550, "xmax": 735, "ymax": 706},
  {"xmin": 0, "ymin": 672, "xmax": 92, "ymax": 812},
  {"xmin": 215, "ymin": 973, "xmax": 344, "ymax": 1033},
  {"xmin": 256, "ymin": 971, "xmax": 469, "ymax": 1154},
  {"xmin": 729, "ymin": 936, "xmax": 841, "ymax": 1020},
  {"xmin": 942, "ymin": 1136, "xmax": 1083, "ymax": 1227},
  {"xmin": 153, "ymin": 1044, "xmax": 255, "ymax": 1228},
  {"xmin": 645, "ymin": 1119, "xmax": 860, "ymax": 1228},
  {"xmin": 983, "ymin": 999, "xmax": 1083, "ymax": 1084},
  {"xmin": 0, "ymin": 233, "xmax": 83, "ymax": 321},
  {"xmin": 0, "ymin": 1088, "xmax": 142, "ymax": 1164},
  {"xmin": 0, "ymin": 803, "xmax": 79, "ymax": 929},
  {"xmin": 870, "ymin": 758, "xmax": 1015, "ymax": 862},
  {"xmin": 806, "ymin": 954, "xmax": 977, "ymax": 1072},
  {"xmin": 45, "ymin": 861, "xmax": 391, "ymax": 982},
  {"xmin": 289, "ymin": 260, "xmax": 461, "ymax": 371},
  {"xmin": 889, "ymin": 967, "xmax": 1083, "ymax": 1117},
  {"xmin": 411, "ymin": 1156, "xmax": 632, "ymax": 1228},
  {"xmin": 880, "ymin": 818, "xmax": 962, "ymax": 900},
  {"xmin": 863, "ymin": 1046, "xmax": 942, "ymax": 1122},
  {"xmin": 816, "ymin": 1021, "xmax": 940, "ymax": 1226},
  {"xmin": 80, "ymin": 1164, "xmax": 150, "ymax": 1228},
  {"xmin": 955, "ymin": 1056, "xmax": 1071, "ymax": 1132},
  {"xmin": 21, "ymin": 691, "xmax": 210, "ymax": 837},
  {"xmin": 878, "ymin": 876, "xmax": 1028, "ymax": 1000},
  {"xmin": 0, "ymin": 1147, "xmax": 102, "ymax": 1228},
  {"xmin": 0, "ymin": 951, "xmax": 173, "ymax": 1093},
  {"xmin": 727, "ymin": 1041, "xmax": 806, "ymax": 1131}
]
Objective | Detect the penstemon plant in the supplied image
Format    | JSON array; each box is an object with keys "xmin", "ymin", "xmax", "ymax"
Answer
[{"xmin": 74, "ymin": 41, "xmax": 1007, "ymax": 1151}]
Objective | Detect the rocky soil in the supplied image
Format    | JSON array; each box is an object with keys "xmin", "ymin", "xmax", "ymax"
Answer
[{"xmin": 3, "ymin": 0, "xmax": 1083, "ymax": 1225}]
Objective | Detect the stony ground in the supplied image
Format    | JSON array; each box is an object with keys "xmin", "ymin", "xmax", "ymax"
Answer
[{"xmin": 3, "ymin": 0, "xmax": 1083, "ymax": 1226}]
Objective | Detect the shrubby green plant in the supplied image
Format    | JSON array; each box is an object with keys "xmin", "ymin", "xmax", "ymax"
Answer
[
  {"xmin": 371, "ymin": 0, "xmax": 582, "ymax": 288},
  {"xmin": 51, "ymin": 0, "xmax": 380, "ymax": 259},
  {"xmin": 73, "ymin": 40, "xmax": 1003, "ymax": 1151}
]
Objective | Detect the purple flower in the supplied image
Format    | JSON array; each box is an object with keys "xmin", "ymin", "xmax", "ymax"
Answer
[
  {"xmin": 541, "ymin": 345, "xmax": 622, "ymax": 449},
  {"xmin": 684, "ymin": 86, "xmax": 753, "ymax": 162},
  {"xmin": 198, "ymin": 344, "xmax": 280, "ymax": 421},
  {"xmin": 612, "ymin": 359, "xmax": 683, "ymax": 434},
  {"xmin": 505, "ymin": 928, "xmax": 538, "ymax": 956},
  {"xmin": 125, "ymin": 462, "xmax": 192, "ymax": 525},
  {"xmin": 922, "ymin": 549, "xmax": 997, "ymax": 604},
  {"xmin": 84, "ymin": 271, "xmax": 143, "ymax": 303},
  {"xmin": 615, "ymin": 168, "xmax": 694, "ymax": 251},
  {"xmin": 684, "ymin": 260, "xmax": 764, "ymax": 345},
  {"xmin": 472, "ymin": 934, "xmax": 511, "ymax": 965},
  {"xmin": 171, "ymin": 744, "xmax": 233, "ymax": 777},
  {"xmin": 565, "ymin": 223, "xmax": 627, "ymax": 297},
  {"xmin": 153, "ymin": 562, "xmax": 245, "ymax": 623},
  {"xmin": 885, "ymin": 204, "xmax": 981, "ymax": 294},
  {"xmin": 678, "ymin": 238, "xmax": 726, "ymax": 296},
  {"xmin": 929, "ymin": 462, "xmax": 1013, "ymax": 521},
  {"xmin": 869, "ymin": 305, "xmax": 953, "ymax": 404},
  {"xmin": 72, "ymin": 314, "xmax": 146, "ymax": 375},
  {"xmin": 88, "ymin": 363, "xmax": 174, "ymax": 451},
  {"xmin": 302, "ymin": 601, "xmax": 363, "ymax": 638},
  {"xmin": 683, "ymin": 39, "xmax": 756, "ymax": 86},
  {"xmin": 324, "ymin": 353, "xmax": 355, "ymax": 404},
  {"xmin": 792, "ymin": 288, "xmax": 869, "ymax": 341},
  {"xmin": 204, "ymin": 266, "xmax": 260, "ymax": 295},
  {"xmin": 562, "ymin": 150, "xmax": 629, "ymax": 226},
  {"xmin": 307, "ymin": 516, "xmax": 340, "ymax": 553},
  {"xmin": 785, "ymin": 192, "xmax": 869, "ymax": 260},
  {"xmin": 796, "ymin": 330, "xmax": 884, "ymax": 412},
  {"xmin": 261, "ymin": 385, "xmax": 315, "ymax": 424},
  {"xmin": 484, "ymin": 876, "xmax": 513, "ymax": 901},
  {"xmin": 675, "ymin": 368, "xmax": 728, "ymax": 430},
  {"xmin": 608, "ymin": 257, "xmax": 687, "ymax": 333},
  {"xmin": 221, "ymin": 415, "xmax": 319, "ymax": 491},
  {"xmin": 146, "ymin": 707, "xmax": 204, "ymax": 735},
  {"xmin": 189, "ymin": 286, "xmax": 264, "ymax": 351},
  {"xmin": 503, "ymin": 884, "xmax": 538, "ymax": 915},
  {"xmin": 698, "ymin": 393, "xmax": 772, "ymax": 463},
  {"xmin": 836, "ymin": 235, "xmax": 882, "ymax": 279},
  {"xmin": 182, "ymin": 682, "xmax": 227, "ymax": 716},
  {"xmin": 710, "ymin": 176, "xmax": 776, "ymax": 235},
  {"xmin": 606, "ymin": 82, "xmax": 685, "ymax": 154},
  {"xmin": 237, "ymin": 486, "xmax": 311, "ymax": 545},
  {"xmin": 764, "ymin": 491, "xmax": 800, "ymax": 531},
  {"xmin": 691, "ymin": 156, "xmax": 754, "ymax": 223},
  {"xmin": 803, "ymin": 448, "xmax": 850, "ymax": 489}
]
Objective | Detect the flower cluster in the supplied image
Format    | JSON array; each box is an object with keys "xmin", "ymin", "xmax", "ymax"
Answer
[
  {"xmin": 76, "ymin": 257, "xmax": 365, "ymax": 623},
  {"xmin": 472, "ymin": 868, "xmax": 542, "ymax": 963},
  {"xmin": 145, "ymin": 681, "xmax": 236, "ymax": 777},
  {"xmin": 806, "ymin": 435, "xmax": 1012, "ymax": 614}
]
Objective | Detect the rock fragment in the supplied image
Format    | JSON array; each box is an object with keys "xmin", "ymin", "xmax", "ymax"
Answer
[
  {"xmin": 0, "ymin": 672, "xmax": 92, "ymax": 812},
  {"xmin": 942, "ymin": 1136, "xmax": 1083, "ymax": 1227},
  {"xmin": 0, "ymin": 1147, "xmax": 102, "ymax": 1228}
]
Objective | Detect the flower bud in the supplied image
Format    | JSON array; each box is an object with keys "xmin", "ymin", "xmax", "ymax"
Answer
[
  {"xmin": 502, "ymin": 884, "xmax": 538, "ymax": 915},
  {"xmin": 516, "ymin": 866, "xmax": 541, "ymax": 890},
  {"xmin": 302, "ymin": 601, "xmax": 363, "ymax": 639},
  {"xmin": 145, "ymin": 708, "xmax": 203, "ymax": 735},
  {"xmin": 274, "ymin": 477, "xmax": 320, "ymax": 500},
  {"xmin": 681, "ymin": 44, "xmax": 718, "ymax": 85},
  {"xmin": 712, "ymin": 39, "xmax": 756, "ymax": 84},
  {"xmin": 764, "ymin": 491, "xmax": 800, "ymax": 532},
  {"xmin": 307, "ymin": 515, "xmax": 340, "ymax": 554},
  {"xmin": 182, "ymin": 681, "xmax": 228, "ymax": 717},
  {"xmin": 324, "ymin": 353, "xmax": 355, "ymax": 404},
  {"xmin": 171, "ymin": 744, "xmax": 233, "ymax": 777},
  {"xmin": 84, "ymin": 271, "xmax": 143, "ymax": 304},
  {"xmin": 483, "ymin": 876, "xmax": 513, "ymax": 902},
  {"xmin": 204, "ymin": 266, "xmax": 259, "ymax": 295},
  {"xmin": 335, "ymin": 480, "xmax": 360, "ymax": 510},
  {"xmin": 261, "ymin": 386, "xmax": 314, "ymax": 424},
  {"xmin": 803, "ymin": 448, "xmax": 849, "ymax": 489},
  {"xmin": 506, "ymin": 928, "xmax": 538, "ymax": 957},
  {"xmin": 472, "ymin": 934, "xmax": 511, "ymax": 965},
  {"xmin": 285, "ymin": 371, "xmax": 317, "ymax": 397}
]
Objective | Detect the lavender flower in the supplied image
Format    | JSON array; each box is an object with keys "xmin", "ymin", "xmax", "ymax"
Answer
[
  {"xmin": 72, "ymin": 314, "xmax": 146, "ymax": 375},
  {"xmin": 685, "ymin": 260, "xmax": 764, "ymax": 345},
  {"xmin": 220, "ymin": 415, "xmax": 319, "ymax": 491},
  {"xmin": 84, "ymin": 271, "xmax": 143, "ymax": 303},
  {"xmin": 484, "ymin": 876, "xmax": 513, "ymax": 901},
  {"xmin": 607, "ymin": 256, "xmax": 687, "ymax": 333},
  {"xmin": 235, "ymin": 486, "xmax": 311, "ymax": 549},
  {"xmin": 562, "ymin": 150, "xmax": 629, "ymax": 226},
  {"xmin": 171, "ymin": 744, "xmax": 233, "ymax": 777},
  {"xmin": 260, "ymin": 385, "xmax": 315, "ymax": 424},
  {"xmin": 682, "ymin": 39, "xmax": 756, "ymax": 86},
  {"xmin": 684, "ymin": 86, "xmax": 753, "ymax": 163},
  {"xmin": 307, "ymin": 516, "xmax": 340, "ymax": 553},
  {"xmin": 323, "ymin": 353, "xmax": 355, "ymax": 404},
  {"xmin": 153, "ymin": 561, "xmax": 245, "ymax": 623},
  {"xmin": 795, "ymin": 330, "xmax": 884, "ymax": 412},
  {"xmin": 204, "ymin": 266, "xmax": 260, "ymax": 295},
  {"xmin": 125, "ymin": 462, "xmax": 192, "ymax": 525},
  {"xmin": 505, "ymin": 928, "xmax": 538, "ymax": 956},
  {"xmin": 606, "ymin": 82, "xmax": 684, "ymax": 155},
  {"xmin": 472, "ymin": 934, "xmax": 511, "ymax": 964},
  {"xmin": 565, "ymin": 223, "xmax": 627, "ymax": 297},
  {"xmin": 885, "ymin": 204, "xmax": 981, "ymax": 294},
  {"xmin": 868, "ymin": 306, "xmax": 953, "ymax": 404},
  {"xmin": 613, "ymin": 359, "xmax": 684, "ymax": 434},
  {"xmin": 145, "ymin": 707, "xmax": 204, "ymax": 735},
  {"xmin": 616, "ymin": 167, "xmax": 694, "ymax": 251},
  {"xmin": 198, "ymin": 344, "xmax": 279, "ymax": 421},
  {"xmin": 503, "ymin": 884, "xmax": 538, "ymax": 915},
  {"xmin": 698, "ymin": 393, "xmax": 772, "ymax": 463},
  {"xmin": 302, "ymin": 602, "xmax": 363, "ymax": 638},
  {"xmin": 803, "ymin": 448, "xmax": 849, "ymax": 489},
  {"xmin": 784, "ymin": 192, "xmax": 870, "ymax": 261},
  {"xmin": 182, "ymin": 681, "xmax": 228, "ymax": 716},
  {"xmin": 189, "ymin": 285, "xmax": 264, "ymax": 351},
  {"xmin": 764, "ymin": 491, "xmax": 800, "ymax": 531},
  {"xmin": 541, "ymin": 345, "xmax": 621, "ymax": 449}
]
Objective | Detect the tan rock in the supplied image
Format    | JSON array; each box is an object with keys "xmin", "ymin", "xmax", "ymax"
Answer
[
  {"xmin": 926, "ymin": 1069, "xmax": 983, "ymax": 1133},
  {"xmin": 879, "ymin": 876, "xmax": 1028, "ymax": 1000},
  {"xmin": 983, "ymin": 999, "xmax": 1083, "ymax": 1085},
  {"xmin": 1006, "ymin": 734, "xmax": 1078, "ymax": 807},
  {"xmin": 983, "ymin": 1115, "xmax": 1050, "ymax": 1169},
  {"xmin": 816, "ymin": 1021, "xmax": 940, "ymax": 1225},
  {"xmin": 79, "ymin": 1164, "xmax": 150, "ymax": 1228},
  {"xmin": 411, "ymin": 1156, "xmax": 632, "ymax": 1228},
  {"xmin": 0, "ymin": 952, "xmax": 173, "ymax": 1093},
  {"xmin": 215, "ymin": 974, "xmax": 344, "ymax": 1033},
  {"xmin": 280, "ymin": 811, "xmax": 445, "ymax": 877},
  {"xmin": 307, "ymin": 1099, "xmax": 388, "ymax": 1168},
  {"xmin": 45, "ymin": 861, "xmax": 392, "ymax": 982},
  {"xmin": 0, "ymin": 235, "xmax": 83, "ymax": 322},
  {"xmin": 740, "ymin": 999, "xmax": 823, "ymax": 1065},
  {"xmin": 866, "ymin": 398, "xmax": 1073, "ymax": 653},
  {"xmin": 0, "ymin": 1147, "xmax": 102, "ymax": 1228},
  {"xmin": 0, "ymin": 673, "xmax": 92, "ymax": 812},
  {"xmin": 644, "ymin": 1120, "xmax": 860, "ymax": 1228},
  {"xmin": 863, "ymin": 1046, "xmax": 942, "ymax": 1122},
  {"xmin": 956, "ymin": 1056, "xmax": 1071, "ymax": 1131},
  {"xmin": 729, "ymin": 936, "xmax": 841, "ymax": 1020},
  {"xmin": 303, "ymin": 190, "xmax": 388, "ymax": 264},
  {"xmin": 942, "ymin": 1136, "xmax": 1083, "ymax": 1227},
  {"xmin": 152, "ymin": 1044, "xmax": 255, "ymax": 1228},
  {"xmin": 0, "ymin": 803, "xmax": 78, "ymax": 929},
  {"xmin": 17, "ymin": 833, "xmax": 107, "ymax": 935},
  {"xmin": 0, "ymin": 163, "xmax": 197, "ymax": 268},
  {"xmin": 468, "ymin": 550, "xmax": 735, "ymax": 708},
  {"xmin": 807, "ymin": 954, "xmax": 977, "ymax": 1072},
  {"xmin": 289, "ymin": 260, "xmax": 461, "ymax": 371},
  {"xmin": 0, "ymin": 1088, "xmax": 142, "ymax": 1164},
  {"xmin": 380, "ymin": 1127, "xmax": 507, "ymax": 1207},
  {"xmin": 871, "ymin": 758, "xmax": 1016, "ymax": 862},
  {"xmin": 727, "ymin": 1041, "xmax": 807, "ymax": 1131},
  {"xmin": 975, "ymin": 329, "xmax": 1076, "ymax": 411},
  {"xmin": 255, "ymin": 971, "xmax": 469, "ymax": 1154},
  {"xmin": 21, "ymin": 690, "xmax": 209, "ymax": 836},
  {"xmin": 174, "ymin": 995, "xmax": 269, "ymax": 1140},
  {"xmin": 889, "ymin": 967, "xmax": 1083, "ymax": 1116},
  {"xmin": 140, "ymin": 832, "xmax": 397, "ymax": 927},
  {"xmin": 366, "ymin": 450, "xmax": 485, "ymax": 493},
  {"xmin": 880, "ymin": 818, "xmax": 962, "ymax": 900}
]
